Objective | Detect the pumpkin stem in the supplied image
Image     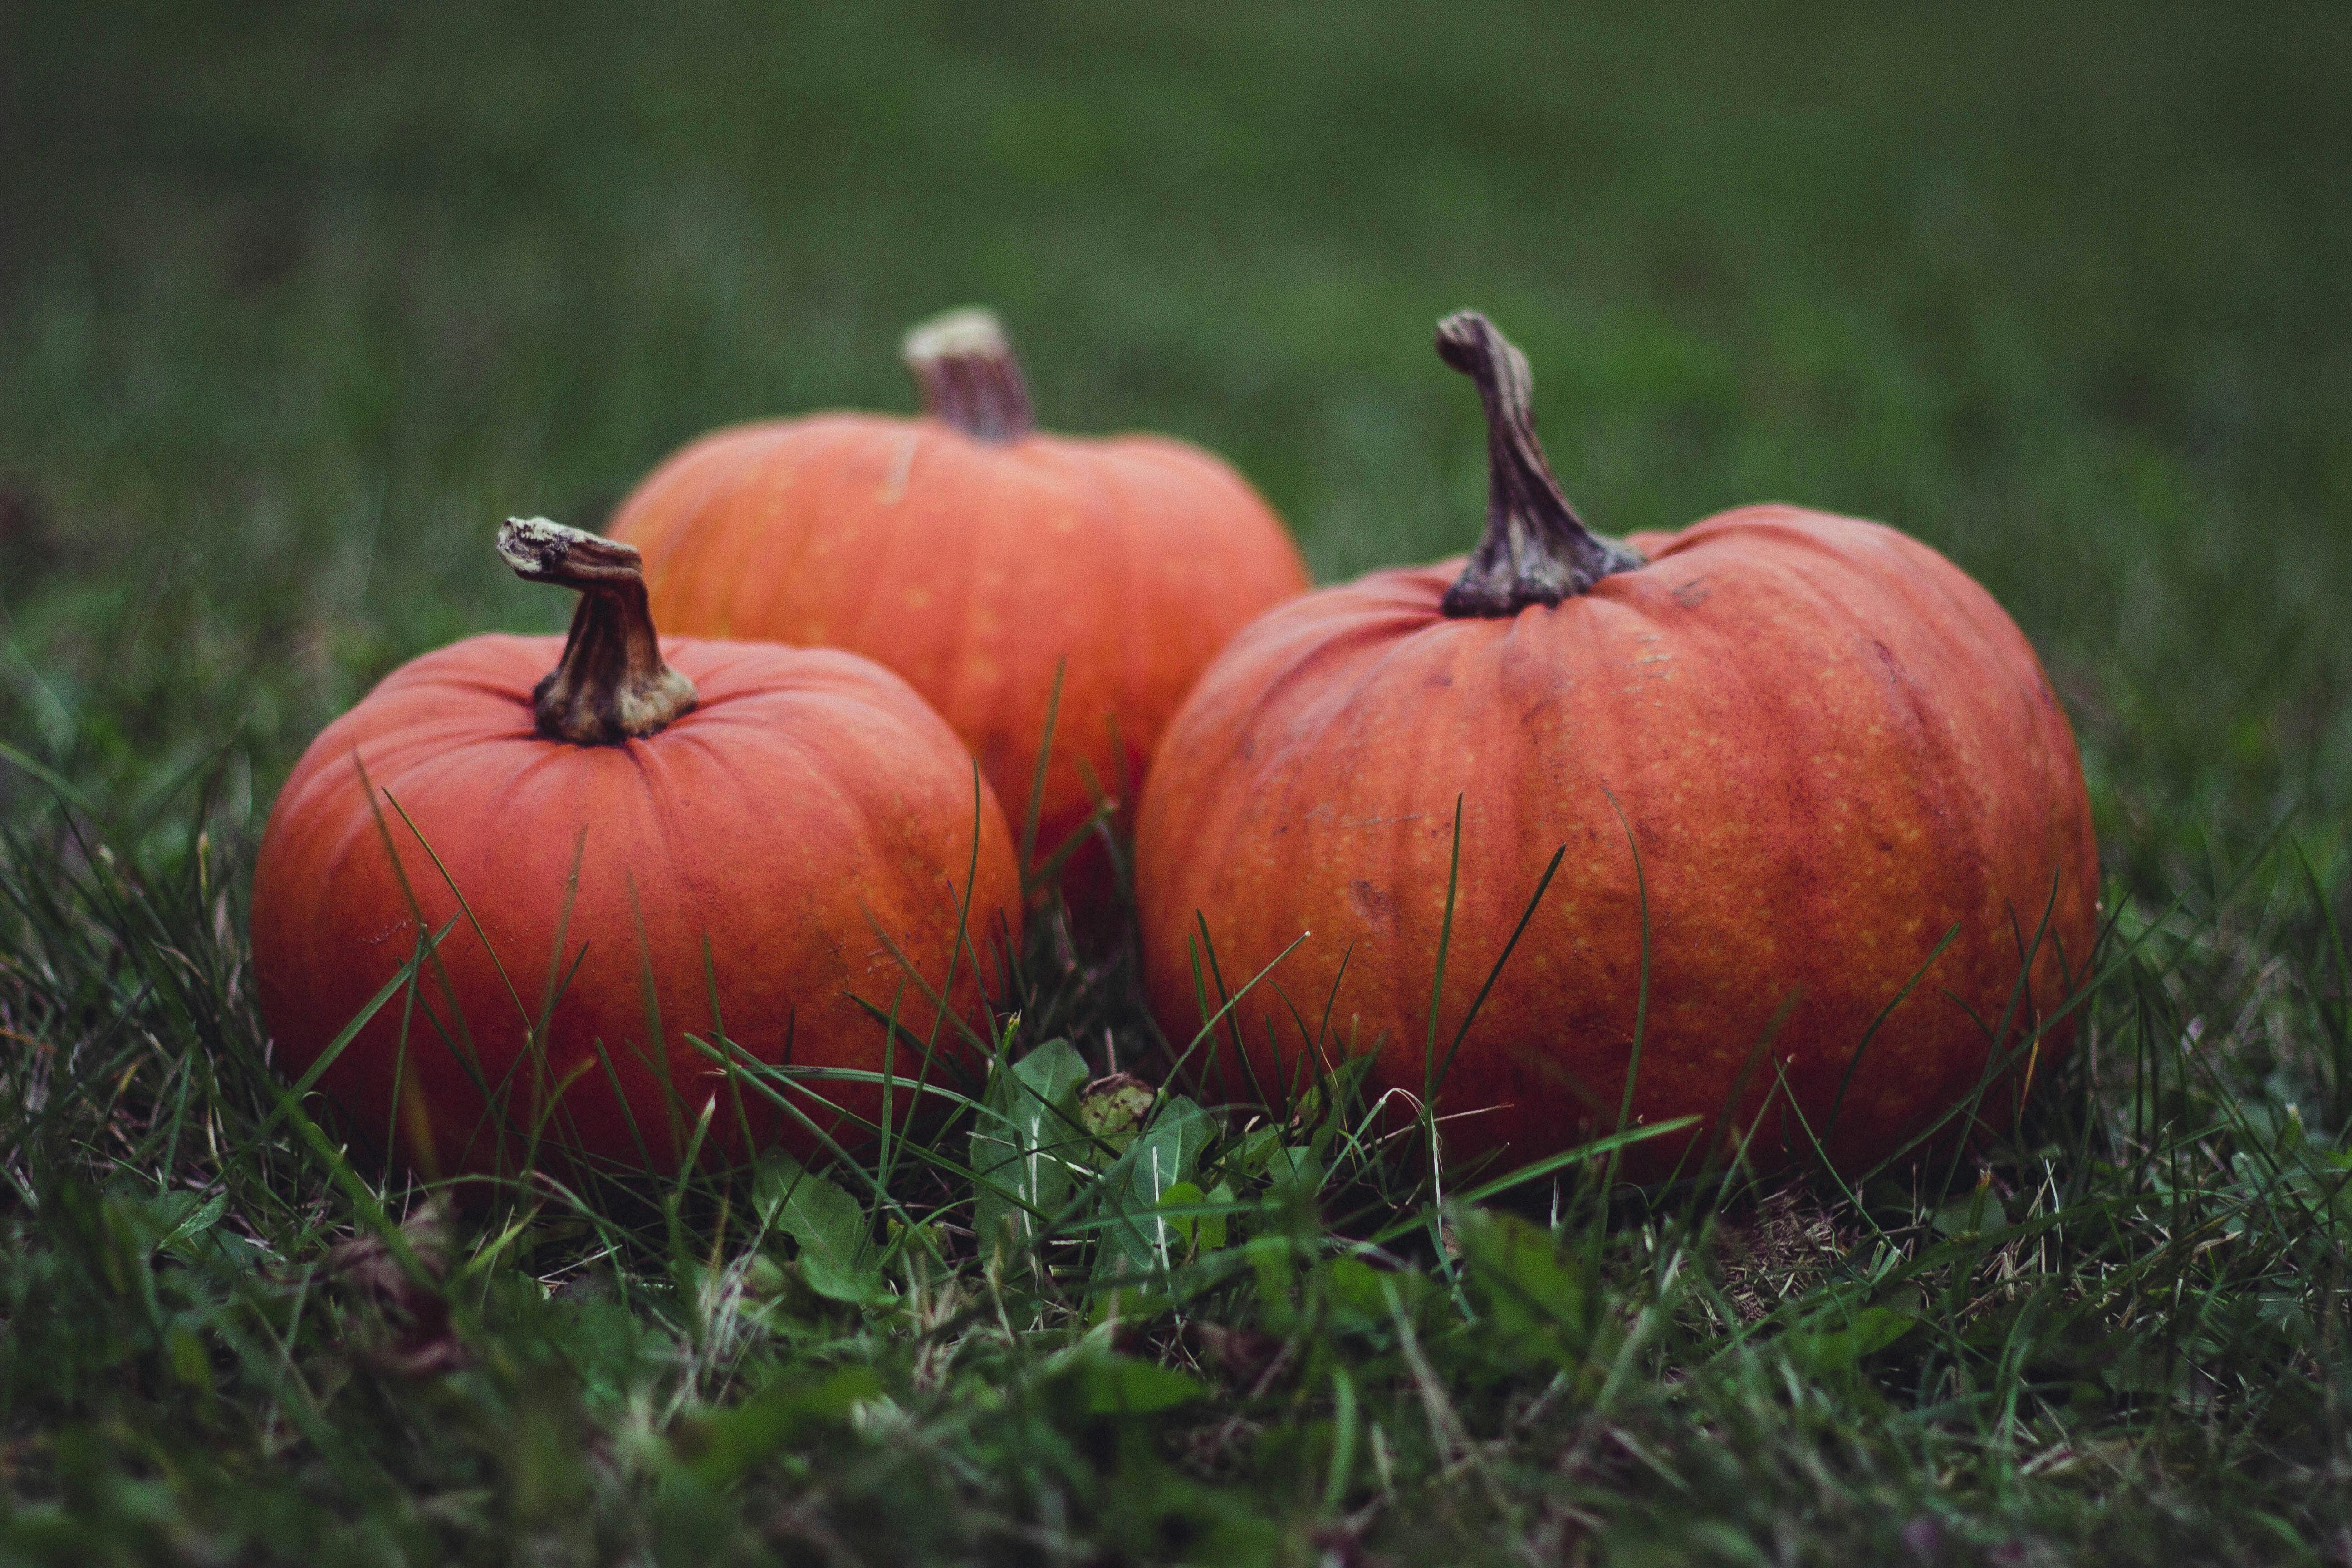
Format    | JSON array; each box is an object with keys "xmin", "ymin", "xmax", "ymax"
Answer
[
  {"xmin": 1436, "ymin": 310, "xmax": 1643, "ymax": 617},
  {"xmin": 902, "ymin": 307, "xmax": 1034, "ymax": 443},
  {"xmin": 497, "ymin": 517, "xmax": 698, "ymax": 745}
]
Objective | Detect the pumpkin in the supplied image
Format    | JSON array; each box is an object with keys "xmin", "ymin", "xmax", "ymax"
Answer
[
  {"xmin": 605, "ymin": 309, "xmax": 1310, "ymax": 919},
  {"xmin": 1133, "ymin": 312, "xmax": 2098, "ymax": 1178},
  {"xmin": 250, "ymin": 518, "xmax": 1021, "ymax": 1179}
]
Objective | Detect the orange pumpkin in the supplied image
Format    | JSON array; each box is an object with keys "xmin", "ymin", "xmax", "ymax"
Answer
[
  {"xmin": 606, "ymin": 309, "xmax": 1310, "ymax": 917},
  {"xmin": 1134, "ymin": 313, "xmax": 2098, "ymax": 1178},
  {"xmin": 251, "ymin": 519, "xmax": 1020, "ymax": 1179}
]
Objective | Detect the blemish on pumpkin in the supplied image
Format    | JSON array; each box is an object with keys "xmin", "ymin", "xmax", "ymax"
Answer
[
  {"xmin": 877, "ymin": 432, "xmax": 920, "ymax": 504},
  {"xmin": 1348, "ymin": 879, "xmax": 1395, "ymax": 930},
  {"xmin": 1339, "ymin": 811, "xmax": 1424, "ymax": 830},
  {"xmin": 363, "ymin": 917, "xmax": 416, "ymax": 949}
]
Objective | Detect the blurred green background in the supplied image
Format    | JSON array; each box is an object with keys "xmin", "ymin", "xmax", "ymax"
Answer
[{"xmin": 3, "ymin": 1, "xmax": 2347, "ymax": 893}]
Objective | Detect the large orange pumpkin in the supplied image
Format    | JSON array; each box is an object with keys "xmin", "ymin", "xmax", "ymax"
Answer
[
  {"xmin": 1134, "ymin": 313, "xmax": 2099, "ymax": 1178},
  {"xmin": 250, "ymin": 519, "xmax": 1020, "ymax": 1179},
  {"xmin": 606, "ymin": 309, "xmax": 1311, "ymax": 917}
]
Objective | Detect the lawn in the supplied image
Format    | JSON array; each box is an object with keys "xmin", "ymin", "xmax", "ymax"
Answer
[{"xmin": 2, "ymin": 2, "xmax": 2348, "ymax": 1562}]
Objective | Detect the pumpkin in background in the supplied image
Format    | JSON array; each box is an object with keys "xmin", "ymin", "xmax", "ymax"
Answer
[
  {"xmin": 250, "ymin": 519, "xmax": 1020, "ymax": 1180},
  {"xmin": 1134, "ymin": 312, "xmax": 2099, "ymax": 1179},
  {"xmin": 605, "ymin": 309, "xmax": 1310, "ymax": 920}
]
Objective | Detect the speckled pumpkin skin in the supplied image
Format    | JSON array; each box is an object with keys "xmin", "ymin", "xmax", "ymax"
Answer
[
  {"xmin": 251, "ymin": 634, "xmax": 1021, "ymax": 1179},
  {"xmin": 607, "ymin": 413, "xmax": 1309, "ymax": 916},
  {"xmin": 1135, "ymin": 505, "xmax": 2099, "ymax": 1178}
]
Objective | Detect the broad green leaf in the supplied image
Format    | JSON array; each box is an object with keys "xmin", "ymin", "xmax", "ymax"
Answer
[
  {"xmin": 1156, "ymin": 1180, "xmax": 1208, "ymax": 1245},
  {"xmin": 1231, "ymin": 1125, "xmax": 1286, "ymax": 1176},
  {"xmin": 1076, "ymin": 1071, "xmax": 1155, "ymax": 1164},
  {"xmin": 969, "ymin": 1038, "xmax": 1089, "ymax": 1260},
  {"xmin": 1096, "ymin": 1094, "xmax": 1211, "ymax": 1279},
  {"xmin": 1140, "ymin": 1178, "xmax": 1236, "ymax": 1255},
  {"xmin": 1931, "ymin": 1184, "xmax": 2008, "ymax": 1237},
  {"xmin": 671, "ymin": 1366, "xmax": 882, "ymax": 1490},
  {"xmin": 164, "ymin": 1323, "xmax": 214, "ymax": 1394},
  {"xmin": 1193, "ymin": 1181, "xmax": 1235, "ymax": 1251},
  {"xmin": 1244, "ymin": 1234, "xmax": 1304, "ymax": 1334},
  {"xmin": 755, "ymin": 1152, "xmax": 882, "ymax": 1302},
  {"xmin": 1132, "ymin": 1096, "xmax": 1211, "ymax": 1208},
  {"xmin": 1265, "ymin": 1143, "xmax": 1324, "ymax": 1207},
  {"xmin": 1456, "ymin": 1207, "xmax": 1600, "ymax": 1369},
  {"xmin": 1323, "ymin": 1253, "xmax": 1431, "ymax": 1337},
  {"xmin": 1079, "ymin": 1354, "xmax": 1207, "ymax": 1416},
  {"xmin": 153, "ymin": 1191, "xmax": 227, "ymax": 1260},
  {"xmin": 1781, "ymin": 1305, "xmax": 1918, "ymax": 1372}
]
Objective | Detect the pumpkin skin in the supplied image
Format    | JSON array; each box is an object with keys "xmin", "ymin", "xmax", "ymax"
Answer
[
  {"xmin": 1134, "ymin": 320, "xmax": 2098, "ymax": 1180},
  {"xmin": 251, "ymin": 540, "xmax": 1020, "ymax": 1179},
  {"xmin": 605, "ymin": 312, "xmax": 1310, "ymax": 916}
]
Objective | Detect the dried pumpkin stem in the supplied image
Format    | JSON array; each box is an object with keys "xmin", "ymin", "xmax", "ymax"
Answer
[
  {"xmin": 902, "ymin": 307, "xmax": 1034, "ymax": 442},
  {"xmin": 1436, "ymin": 310, "xmax": 1644, "ymax": 617},
  {"xmin": 497, "ymin": 517, "xmax": 697, "ymax": 745}
]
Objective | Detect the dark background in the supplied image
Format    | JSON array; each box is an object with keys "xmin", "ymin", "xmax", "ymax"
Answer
[{"xmin": 3, "ymin": 1, "xmax": 2347, "ymax": 893}]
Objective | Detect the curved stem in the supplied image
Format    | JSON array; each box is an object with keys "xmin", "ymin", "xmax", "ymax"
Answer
[
  {"xmin": 901, "ymin": 307, "xmax": 1034, "ymax": 443},
  {"xmin": 497, "ymin": 517, "xmax": 697, "ymax": 745},
  {"xmin": 1436, "ymin": 310, "xmax": 1643, "ymax": 617}
]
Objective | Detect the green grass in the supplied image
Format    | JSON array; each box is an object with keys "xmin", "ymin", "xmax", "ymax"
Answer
[{"xmin": 3, "ymin": 2, "xmax": 2349, "ymax": 1562}]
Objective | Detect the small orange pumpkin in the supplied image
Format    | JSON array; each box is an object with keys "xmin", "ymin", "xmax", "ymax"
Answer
[
  {"xmin": 1134, "ymin": 313, "xmax": 2099, "ymax": 1178},
  {"xmin": 606, "ymin": 309, "xmax": 1310, "ymax": 916},
  {"xmin": 250, "ymin": 519, "xmax": 1020, "ymax": 1178}
]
